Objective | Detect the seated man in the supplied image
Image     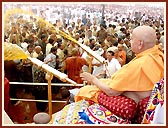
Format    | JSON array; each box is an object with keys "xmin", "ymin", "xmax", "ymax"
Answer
[{"xmin": 75, "ymin": 26, "xmax": 164, "ymax": 121}]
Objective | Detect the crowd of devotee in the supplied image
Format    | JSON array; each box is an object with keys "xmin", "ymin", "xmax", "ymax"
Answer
[{"xmin": 4, "ymin": 3, "xmax": 164, "ymax": 115}]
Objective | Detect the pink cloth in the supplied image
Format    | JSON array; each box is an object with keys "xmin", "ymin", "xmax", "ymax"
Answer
[{"xmin": 98, "ymin": 92, "xmax": 137, "ymax": 120}]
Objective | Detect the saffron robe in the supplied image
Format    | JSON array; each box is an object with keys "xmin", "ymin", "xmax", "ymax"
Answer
[
  {"xmin": 75, "ymin": 46, "xmax": 164, "ymax": 103},
  {"xmin": 65, "ymin": 56, "xmax": 87, "ymax": 84}
]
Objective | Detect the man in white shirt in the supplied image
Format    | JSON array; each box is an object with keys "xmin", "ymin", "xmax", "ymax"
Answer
[
  {"xmin": 44, "ymin": 47, "xmax": 57, "ymax": 69},
  {"xmin": 97, "ymin": 50, "xmax": 121, "ymax": 78},
  {"xmin": 46, "ymin": 38, "xmax": 55, "ymax": 56},
  {"xmin": 92, "ymin": 48, "xmax": 104, "ymax": 77}
]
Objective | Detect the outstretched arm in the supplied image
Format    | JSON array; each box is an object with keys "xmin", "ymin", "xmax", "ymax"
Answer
[{"xmin": 80, "ymin": 72, "xmax": 123, "ymax": 96}]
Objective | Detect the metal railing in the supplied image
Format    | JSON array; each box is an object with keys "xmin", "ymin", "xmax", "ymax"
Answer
[
  {"xmin": 9, "ymin": 82, "xmax": 84, "ymax": 118},
  {"xmin": 9, "ymin": 82, "xmax": 83, "ymax": 86},
  {"xmin": 9, "ymin": 82, "xmax": 83, "ymax": 103}
]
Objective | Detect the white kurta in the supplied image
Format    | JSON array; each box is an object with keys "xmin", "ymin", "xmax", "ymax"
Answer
[{"xmin": 103, "ymin": 58, "xmax": 121, "ymax": 78}]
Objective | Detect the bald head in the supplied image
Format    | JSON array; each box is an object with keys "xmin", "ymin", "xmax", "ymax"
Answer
[
  {"xmin": 71, "ymin": 48, "xmax": 79, "ymax": 56},
  {"xmin": 133, "ymin": 26, "xmax": 156, "ymax": 46},
  {"xmin": 131, "ymin": 26, "xmax": 156, "ymax": 54}
]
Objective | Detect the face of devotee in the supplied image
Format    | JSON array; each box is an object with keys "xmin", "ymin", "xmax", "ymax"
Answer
[
  {"xmin": 93, "ymin": 26, "xmax": 97, "ymax": 30},
  {"xmin": 68, "ymin": 27, "xmax": 73, "ymax": 32},
  {"xmin": 53, "ymin": 50, "xmax": 57, "ymax": 55},
  {"xmin": 100, "ymin": 25, "xmax": 104, "ymax": 30},
  {"xmin": 117, "ymin": 45, "xmax": 123, "ymax": 51},
  {"xmin": 42, "ymin": 37, "xmax": 47, "ymax": 43},
  {"xmin": 28, "ymin": 47, "xmax": 34, "ymax": 54},
  {"xmin": 54, "ymin": 35, "xmax": 57, "ymax": 42},
  {"xmin": 35, "ymin": 47, "xmax": 42, "ymax": 54},
  {"xmin": 114, "ymin": 49, "xmax": 119, "ymax": 58},
  {"xmin": 88, "ymin": 31, "xmax": 92, "ymax": 36},
  {"xmin": 75, "ymin": 34, "xmax": 80, "ymax": 40},
  {"xmin": 106, "ymin": 52, "xmax": 113, "ymax": 61},
  {"xmin": 126, "ymin": 35, "xmax": 131, "ymax": 40},
  {"xmin": 12, "ymin": 26, "xmax": 17, "ymax": 33},
  {"xmin": 119, "ymin": 39, "xmax": 124, "ymax": 44},
  {"xmin": 91, "ymin": 39, "xmax": 96, "ymax": 45}
]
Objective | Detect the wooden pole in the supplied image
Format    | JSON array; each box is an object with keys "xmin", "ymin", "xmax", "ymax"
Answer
[
  {"xmin": 46, "ymin": 72, "xmax": 53, "ymax": 119},
  {"xmin": 88, "ymin": 55, "xmax": 93, "ymax": 74},
  {"xmin": 88, "ymin": 55, "xmax": 93, "ymax": 85}
]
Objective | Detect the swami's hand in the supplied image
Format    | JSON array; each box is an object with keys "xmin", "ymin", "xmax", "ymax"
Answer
[{"xmin": 80, "ymin": 72, "xmax": 96, "ymax": 84}]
